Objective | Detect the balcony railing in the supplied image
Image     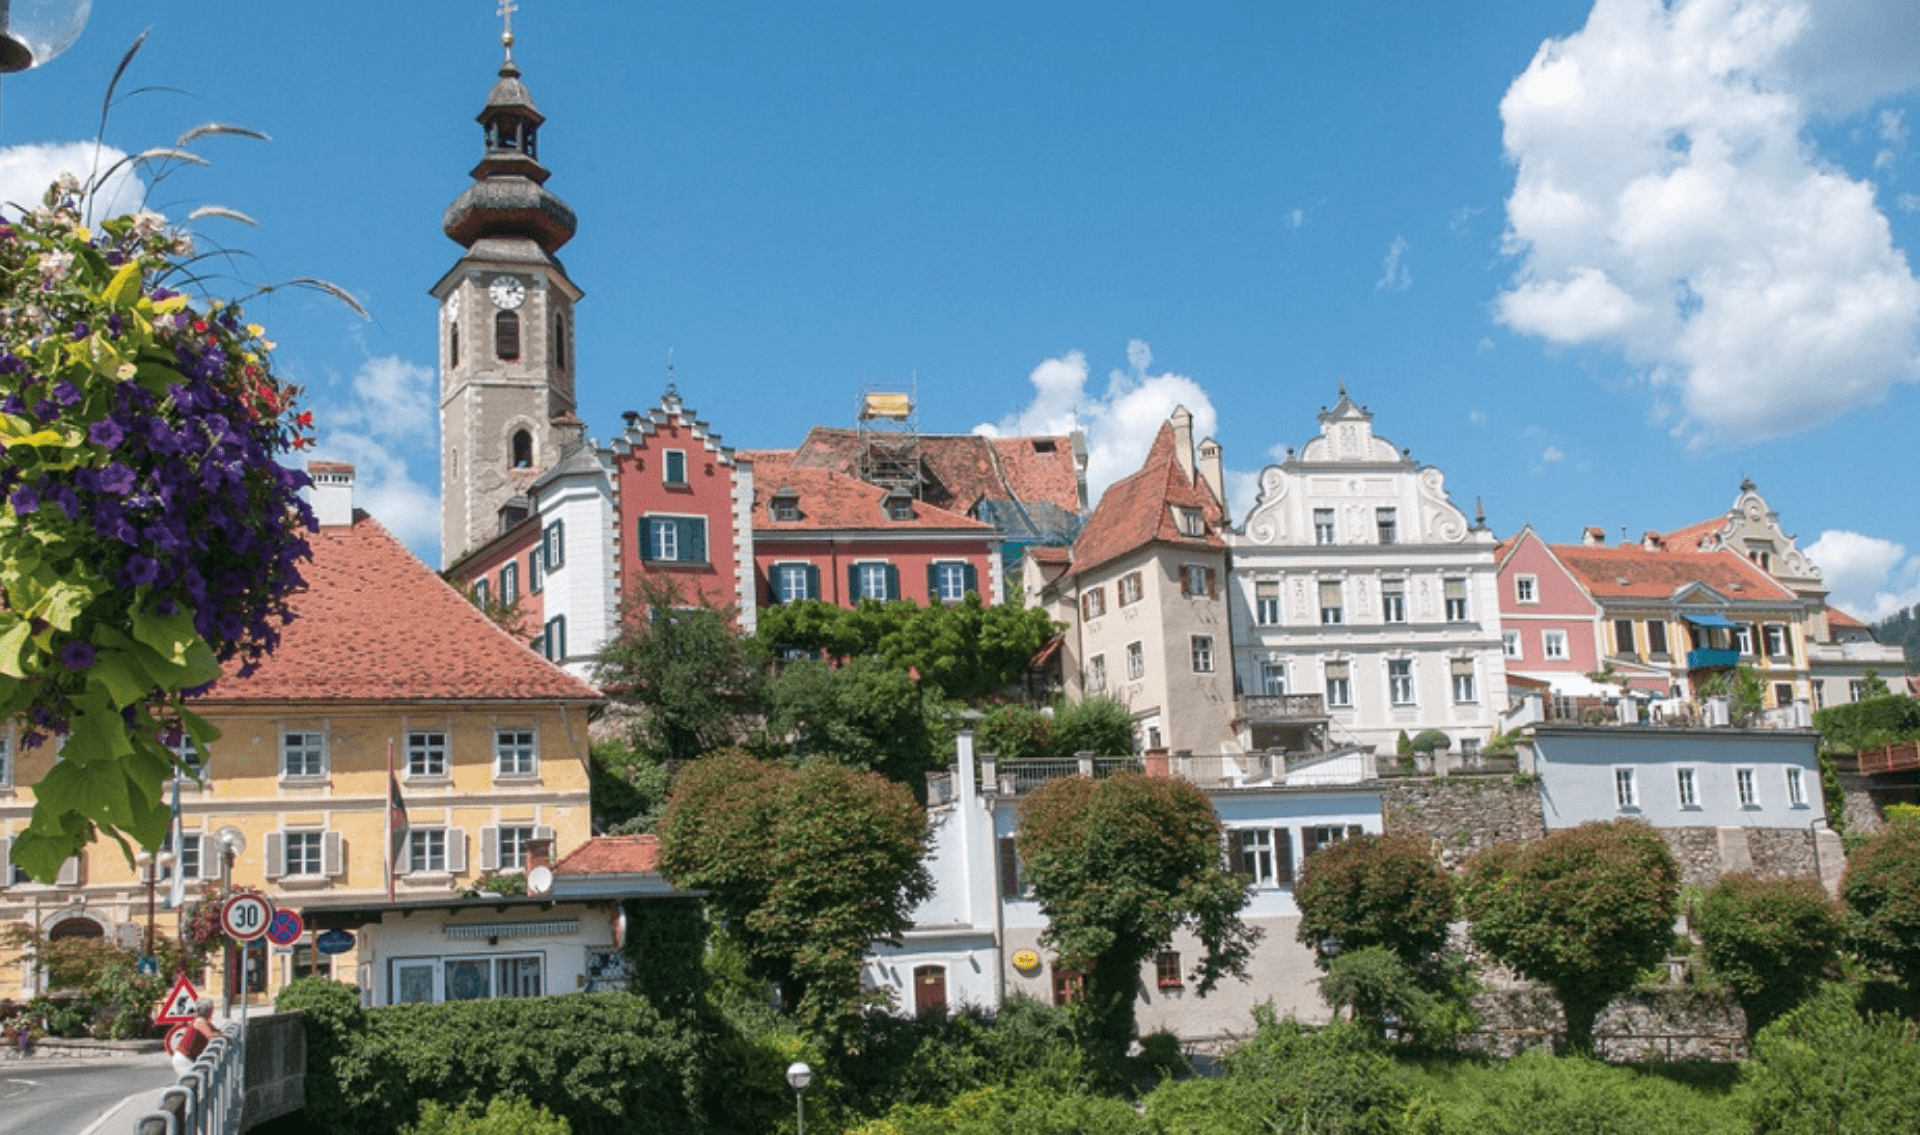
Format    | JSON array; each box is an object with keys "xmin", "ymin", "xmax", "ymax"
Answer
[
  {"xmin": 1860, "ymin": 742, "xmax": 1920, "ymax": 777},
  {"xmin": 1235, "ymin": 693, "xmax": 1328, "ymax": 722},
  {"xmin": 1686, "ymin": 647, "xmax": 1740, "ymax": 670}
]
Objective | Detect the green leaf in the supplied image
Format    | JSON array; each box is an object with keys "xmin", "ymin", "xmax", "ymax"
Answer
[
  {"xmin": 37, "ymin": 578, "xmax": 93, "ymax": 632},
  {"xmin": 131, "ymin": 601, "xmax": 199, "ymax": 664},
  {"xmin": 88, "ymin": 646, "xmax": 155, "ymax": 708},
  {"xmin": 68, "ymin": 689, "xmax": 136, "ymax": 764},
  {"xmin": 102, "ymin": 258, "xmax": 143, "ymax": 308},
  {"xmin": 9, "ymin": 827, "xmax": 78, "ymax": 883},
  {"xmin": 0, "ymin": 618, "xmax": 33, "ymax": 678}
]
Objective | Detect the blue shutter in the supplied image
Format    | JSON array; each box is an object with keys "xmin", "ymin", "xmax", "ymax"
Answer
[
  {"xmin": 848, "ymin": 564, "xmax": 862, "ymax": 602},
  {"xmin": 926, "ymin": 563, "xmax": 940, "ymax": 601},
  {"xmin": 964, "ymin": 562, "xmax": 979, "ymax": 598},
  {"xmin": 806, "ymin": 564, "xmax": 821, "ymax": 600},
  {"xmin": 687, "ymin": 518, "xmax": 708, "ymax": 564},
  {"xmin": 640, "ymin": 518, "xmax": 657, "ymax": 562},
  {"xmin": 884, "ymin": 564, "xmax": 900, "ymax": 601}
]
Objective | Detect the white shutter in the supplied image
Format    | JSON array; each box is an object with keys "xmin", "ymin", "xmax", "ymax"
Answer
[
  {"xmin": 535, "ymin": 824, "xmax": 554, "ymax": 845},
  {"xmin": 0, "ymin": 837, "xmax": 10, "ymax": 887},
  {"xmin": 447, "ymin": 829, "xmax": 468, "ymax": 874},
  {"xmin": 55, "ymin": 856, "xmax": 81, "ymax": 886},
  {"xmin": 195, "ymin": 834, "xmax": 215, "ymax": 879},
  {"xmin": 264, "ymin": 832, "xmax": 286, "ymax": 880},
  {"xmin": 322, "ymin": 831, "xmax": 344, "ymax": 876},
  {"xmin": 481, "ymin": 827, "xmax": 500, "ymax": 872}
]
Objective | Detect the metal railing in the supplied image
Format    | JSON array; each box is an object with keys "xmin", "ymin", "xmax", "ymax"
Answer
[
  {"xmin": 137, "ymin": 1022, "xmax": 244, "ymax": 1135},
  {"xmin": 1234, "ymin": 693, "xmax": 1328, "ymax": 721},
  {"xmin": 1860, "ymin": 741, "xmax": 1920, "ymax": 777}
]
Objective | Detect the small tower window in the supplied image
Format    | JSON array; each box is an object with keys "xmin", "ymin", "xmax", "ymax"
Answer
[
  {"xmin": 496, "ymin": 311, "xmax": 520, "ymax": 361},
  {"xmin": 449, "ymin": 320, "xmax": 460, "ymax": 368},
  {"xmin": 511, "ymin": 430, "xmax": 533, "ymax": 469},
  {"xmin": 553, "ymin": 311, "xmax": 567, "ymax": 370}
]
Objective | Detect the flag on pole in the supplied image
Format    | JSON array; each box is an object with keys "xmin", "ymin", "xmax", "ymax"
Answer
[
  {"xmin": 164, "ymin": 769, "xmax": 186, "ymax": 910},
  {"xmin": 386, "ymin": 739, "xmax": 409, "ymax": 903}
]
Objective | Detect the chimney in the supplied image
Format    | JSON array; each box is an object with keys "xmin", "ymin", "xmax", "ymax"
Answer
[
  {"xmin": 527, "ymin": 837, "xmax": 554, "ymax": 872},
  {"xmin": 1583, "ymin": 526, "xmax": 1606, "ymax": 546},
  {"xmin": 1196, "ymin": 438, "xmax": 1226, "ymax": 510},
  {"xmin": 1070, "ymin": 429, "xmax": 1090, "ymax": 511},
  {"xmin": 1169, "ymin": 405, "xmax": 1196, "ymax": 482},
  {"xmin": 309, "ymin": 462, "xmax": 355, "ymax": 527},
  {"xmin": 1641, "ymin": 531, "xmax": 1664, "ymax": 552}
]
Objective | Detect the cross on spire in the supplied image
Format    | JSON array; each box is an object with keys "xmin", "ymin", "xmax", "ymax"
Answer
[{"xmin": 498, "ymin": 0, "xmax": 518, "ymax": 62}]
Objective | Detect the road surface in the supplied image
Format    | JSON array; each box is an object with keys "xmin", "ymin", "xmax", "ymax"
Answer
[{"xmin": 0, "ymin": 1057, "xmax": 179, "ymax": 1135}]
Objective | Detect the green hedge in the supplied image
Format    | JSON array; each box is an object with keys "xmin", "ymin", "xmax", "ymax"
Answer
[{"xmin": 1813, "ymin": 695, "xmax": 1920, "ymax": 752}]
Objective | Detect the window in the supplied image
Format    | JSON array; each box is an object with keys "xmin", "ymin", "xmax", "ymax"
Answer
[
  {"xmin": 285, "ymin": 832, "xmax": 325, "ymax": 877},
  {"xmin": 771, "ymin": 493, "xmax": 800, "ymax": 522},
  {"xmin": 931, "ymin": 561, "xmax": 974, "ymax": 603},
  {"xmin": 449, "ymin": 318, "xmax": 460, "ymax": 368},
  {"xmin": 1119, "ymin": 571, "xmax": 1144, "ymax": 606},
  {"xmin": 499, "ymin": 562, "xmax": 519, "ymax": 607},
  {"xmin": 851, "ymin": 561, "xmax": 899, "ymax": 602},
  {"xmin": 1087, "ymin": 654, "xmax": 1107, "ymax": 693},
  {"xmin": 1126, "ymin": 641, "xmax": 1145, "ymax": 680},
  {"xmin": 409, "ymin": 829, "xmax": 447, "ymax": 874},
  {"xmin": 162, "ymin": 827, "xmax": 202, "ymax": 881},
  {"xmin": 1451, "ymin": 657, "xmax": 1476, "ymax": 703},
  {"xmin": 1175, "ymin": 506, "xmax": 1205, "ymax": 536},
  {"xmin": 1319, "ymin": 579, "xmax": 1343, "ymax": 625},
  {"xmin": 543, "ymin": 519, "xmax": 564, "ymax": 570},
  {"xmin": 393, "ymin": 954, "xmax": 545, "ymax": 1005},
  {"xmin": 1255, "ymin": 581, "xmax": 1280, "ymax": 626},
  {"xmin": 1388, "ymin": 659, "xmax": 1415, "ymax": 705},
  {"xmin": 495, "ymin": 729, "xmax": 537, "ymax": 777},
  {"xmin": 773, "ymin": 562, "xmax": 817, "ymax": 604},
  {"xmin": 1814, "ymin": 680, "xmax": 1827, "ymax": 709},
  {"xmin": 553, "ymin": 311, "xmax": 568, "ymax": 370},
  {"xmin": 408, "ymin": 731, "xmax": 449, "ymax": 778},
  {"xmin": 1260, "ymin": 660, "xmax": 1287, "ymax": 696},
  {"xmin": 1763, "ymin": 623, "xmax": 1790, "ymax": 661},
  {"xmin": 1737, "ymin": 768, "xmax": 1757, "ymax": 807},
  {"xmin": 1677, "ymin": 767, "xmax": 1698, "ymax": 808},
  {"xmin": 1443, "ymin": 578, "xmax": 1469, "ymax": 622},
  {"xmin": 1155, "ymin": 950, "xmax": 1183, "ymax": 990},
  {"xmin": 1381, "ymin": 578, "xmax": 1406, "ymax": 623},
  {"xmin": 1314, "ymin": 508, "xmax": 1336, "ymax": 545},
  {"xmin": 1191, "ymin": 635, "xmax": 1215, "ymax": 674},
  {"xmin": 1375, "ymin": 508, "xmax": 1397, "ymax": 545},
  {"xmin": 473, "ymin": 577, "xmax": 490, "ymax": 606},
  {"xmin": 997, "ymin": 836, "xmax": 1030, "ymax": 899},
  {"xmin": 510, "ymin": 430, "xmax": 532, "ymax": 469},
  {"xmin": 1302, "ymin": 825, "xmax": 1364, "ymax": 859},
  {"xmin": 1, "ymin": 734, "xmax": 12, "ymax": 789},
  {"xmin": 1850, "ymin": 679, "xmax": 1867, "ymax": 701},
  {"xmin": 282, "ymin": 731, "xmax": 327, "ymax": 779},
  {"xmin": 1324, "ymin": 661, "xmax": 1352, "ymax": 707},
  {"xmin": 663, "ymin": 449, "xmax": 688, "ymax": 486},
  {"xmin": 291, "ymin": 943, "xmax": 332, "ymax": 983},
  {"xmin": 175, "ymin": 735, "xmax": 207, "ymax": 779},
  {"xmin": 1646, "ymin": 620, "xmax": 1668, "ymax": 656},
  {"xmin": 643, "ymin": 516, "xmax": 708, "ymax": 563},
  {"xmin": 1515, "ymin": 575, "xmax": 1538, "ymax": 603},
  {"xmin": 1081, "ymin": 587, "xmax": 1107, "ymax": 619},
  {"xmin": 1734, "ymin": 624, "xmax": 1755, "ymax": 655},
  {"xmin": 1786, "ymin": 766, "xmax": 1806, "ymax": 807},
  {"xmin": 1181, "ymin": 564, "xmax": 1215, "ymax": 598},
  {"xmin": 496, "ymin": 825, "xmax": 536, "ymax": 870},
  {"xmin": 494, "ymin": 310, "xmax": 519, "ymax": 360},
  {"xmin": 1503, "ymin": 630, "xmax": 1522, "ymax": 659},
  {"xmin": 1543, "ymin": 630, "xmax": 1569, "ymax": 660},
  {"xmin": 527, "ymin": 547, "xmax": 543, "ymax": 593},
  {"xmin": 1228, "ymin": 827, "xmax": 1294, "ymax": 887},
  {"xmin": 1614, "ymin": 618, "xmax": 1635, "ymax": 656},
  {"xmin": 884, "ymin": 494, "xmax": 914, "ymax": 522},
  {"xmin": 541, "ymin": 615, "xmax": 567, "ymax": 662},
  {"xmin": 1615, "ymin": 767, "xmax": 1638, "ymax": 810},
  {"xmin": 1773, "ymin": 682, "xmax": 1795, "ymax": 708},
  {"xmin": 1052, "ymin": 968, "xmax": 1085, "ymax": 1007}
]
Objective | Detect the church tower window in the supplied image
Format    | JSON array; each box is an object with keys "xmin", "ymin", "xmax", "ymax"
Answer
[
  {"xmin": 495, "ymin": 310, "xmax": 520, "ymax": 360},
  {"xmin": 511, "ymin": 430, "xmax": 533, "ymax": 469},
  {"xmin": 553, "ymin": 311, "xmax": 567, "ymax": 369},
  {"xmin": 449, "ymin": 320, "xmax": 460, "ymax": 368}
]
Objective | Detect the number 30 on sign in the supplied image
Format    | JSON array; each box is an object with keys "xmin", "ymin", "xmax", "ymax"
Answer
[{"xmin": 220, "ymin": 893, "xmax": 276, "ymax": 941}]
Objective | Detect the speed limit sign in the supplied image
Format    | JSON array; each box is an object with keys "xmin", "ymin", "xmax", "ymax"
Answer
[{"xmin": 220, "ymin": 892, "xmax": 275, "ymax": 941}]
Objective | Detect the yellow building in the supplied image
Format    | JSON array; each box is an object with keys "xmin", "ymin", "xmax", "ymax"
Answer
[{"xmin": 1, "ymin": 464, "xmax": 602, "ymax": 1005}]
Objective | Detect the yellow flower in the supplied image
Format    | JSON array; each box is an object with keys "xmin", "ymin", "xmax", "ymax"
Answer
[
  {"xmin": 116, "ymin": 363, "xmax": 137, "ymax": 380},
  {"xmin": 71, "ymin": 226, "xmax": 90, "ymax": 242},
  {"xmin": 246, "ymin": 323, "xmax": 264, "ymax": 338}
]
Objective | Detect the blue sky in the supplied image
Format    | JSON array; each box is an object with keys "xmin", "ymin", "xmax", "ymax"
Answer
[{"xmin": 3, "ymin": 1, "xmax": 1918, "ymax": 618}]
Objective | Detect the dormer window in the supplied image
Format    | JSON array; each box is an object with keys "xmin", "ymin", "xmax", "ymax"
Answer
[
  {"xmin": 885, "ymin": 494, "xmax": 914, "ymax": 522},
  {"xmin": 1174, "ymin": 507, "xmax": 1204, "ymax": 537},
  {"xmin": 771, "ymin": 492, "xmax": 800, "ymax": 522}
]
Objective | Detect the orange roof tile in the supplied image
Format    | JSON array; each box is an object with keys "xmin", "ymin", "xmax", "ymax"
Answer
[
  {"xmin": 553, "ymin": 834, "xmax": 660, "ymax": 875},
  {"xmin": 1658, "ymin": 516, "xmax": 1727, "ymax": 552},
  {"xmin": 1827, "ymin": 607, "xmax": 1868, "ymax": 629},
  {"xmin": 1068, "ymin": 422, "xmax": 1224, "ymax": 576},
  {"xmin": 781, "ymin": 427, "xmax": 1081, "ymax": 517},
  {"xmin": 1550, "ymin": 543, "xmax": 1796, "ymax": 602},
  {"xmin": 203, "ymin": 515, "xmax": 601, "ymax": 704},
  {"xmin": 748, "ymin": 450, "xmax": 992, "ymax": 532}
]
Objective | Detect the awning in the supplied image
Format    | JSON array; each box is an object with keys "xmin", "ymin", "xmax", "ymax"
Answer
[{"xmin": 1682, "ymin": 611, "xmax": 1738, "ymax": 629}]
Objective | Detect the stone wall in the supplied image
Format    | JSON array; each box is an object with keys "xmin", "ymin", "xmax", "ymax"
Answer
[
  {"xmin": 1468, "ymin": 987, "xmax": 1748, "ymax": 1062},
  {"xmin": 1380, "ymin": 778, "xmax": 1545, "ymax": 867},
  {"xmin": 1661, "ymin": 827, "xmax": 1825, "ymax": 888}
]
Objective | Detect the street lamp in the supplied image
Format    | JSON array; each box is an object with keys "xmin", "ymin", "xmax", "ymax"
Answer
[
  {"xmin": 215, "ymin": 827, "xmax": 245, "ymax": 1014},
  {"xmin": 134, "ymin": 849, "xmax": 174, "ymax": 958},
  {"xmin": 0, "ymin": 0, "xmax": 90, "ymax": 74},
  {"xmin": 786, "ymin": 1061, "xmax": 813, "ymax": 1135}
]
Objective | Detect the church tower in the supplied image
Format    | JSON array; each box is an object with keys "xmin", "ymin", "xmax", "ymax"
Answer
[{"xmin": 435, "ymin": 16, "xmax": 583, "ymax": 567}]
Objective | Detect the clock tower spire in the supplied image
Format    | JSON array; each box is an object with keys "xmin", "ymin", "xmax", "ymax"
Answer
[{"xmin": 434, "ymin": 12, "xmax": 585, "ymax": 567}]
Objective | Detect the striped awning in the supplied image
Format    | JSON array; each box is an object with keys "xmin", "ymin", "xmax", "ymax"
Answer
[{"xmin": 443, "ymin": 919, "xmax": 579, "ymax": 940}]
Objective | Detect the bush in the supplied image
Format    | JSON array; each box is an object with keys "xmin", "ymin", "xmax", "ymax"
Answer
[
  {"xmin": 1813, "ymin": 694, "xmax": 1920, "ymax": 752},
  {"xmin": 1144, "ymin": 1013, "xmax": 1408, "ymax": 1135},
  {"xmin": 1319, "ymin": 946, "xmax": 1476, "ymax": 1051},
  {"xmin": 406, "ymin": 1097, "xmax": 571, "ymax": 1135},
  {"xmin": 1050, "ymin": 696, "xmax": 1135, "ymax": 758},
  {"xmin": 1411, "ymin": 729, "xmax": 1452, "ymax": 754},
  {"xmin": 1736, "ymin": 987, "xmax": 1920, "ymax": 1134},
  {"xmin": 1294, "ymin": 833, "xmax": 1454, "ymax": 970},
  {"xmin": 846, "ymin": 1081, "xmax": 1149, "ymax": 1135},
  {"xmin": 1400, "ymin": 1049, "xmax": 1742, "ymax": 1135},
  {"xmin": 975, "ymin": 701, "xmax": 1052, "ymax": 763},
  {"xmin": 1696, "ymin": 874, "xmax": 1843, "ymax": 1035},
  {"xmin": 1841, "ymin": 821, "xmax": 1920, "ymax": 985},
  {"xmin": 831, "ymin": 994, "xmax": 1085, "ymax": 1117}
]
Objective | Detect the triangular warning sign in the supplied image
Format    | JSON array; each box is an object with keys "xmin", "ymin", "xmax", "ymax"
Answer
[{"xmin": 154, "ymin": 975, "xmax": 201, "ymax": 1025}]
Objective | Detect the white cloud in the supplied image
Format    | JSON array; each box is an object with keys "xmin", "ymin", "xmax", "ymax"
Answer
[
  {"xmin": 1376, "ymin": 235, "xmax": 1412, "ymax": 291},
  {"xmin": 0, "ymin": 142, "xmax": 143, "ymax": 217},
  {"xmin": 1882, "ymin": 108, "xmax": 1909, "ymax": 145},
  {"xmin": 1495, "ymin": 0, "xmax": 1920, "ymax": 446},
  {"xmin": 1901, "ymin": 193, "xmax": 1920, "ymax": 213},
  {"xmin": 1806, "ymin": 529, "xmax": 1920, "ymax": 621},
  {"xmin": 1468, "ymin": 409, "xmax": 1487, "ymax": 426},
  {"xmin": 306, "ymin": 355, "xmax": 441, "ymax": 560},
  {"xmin": 977, "ymin": 340, "xmax": 1219, "ymax": 507},
  {"xmin": 1286, "ymin": 207, "xmax": 1305, "ymax": 230},
  {"xmin": 1541, "ymin": 445, "xmax": 1564, "ymax": 463}
]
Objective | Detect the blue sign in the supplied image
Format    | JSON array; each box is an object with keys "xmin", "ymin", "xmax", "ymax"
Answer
[{"xmin": 315, "ymin": 929, "xmax": 356, "ymax": 956}]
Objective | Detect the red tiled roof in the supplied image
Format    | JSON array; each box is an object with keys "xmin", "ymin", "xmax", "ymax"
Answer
[
  {"xmin": 1659, "ymin": 516, "xmax": 1727, "ymax": 552},
  {"xmin": 203, "ymin": 515, "xmax": 601, "ymax": 703},
  {"xmin": 1550, "ymin": 543, "xmax": 1796, "ymax": 602},
  {"xmin": 553, "ymin": 834, "xmax": 660, "ymax": 876},
  {"xmin": 747, "ymin": 450, "xmax": 992, "ymax": 532},
  {"xmin": 780, "ymin": 427, "xmax": 1081, "ymax": 516},
  {"xmin": 1068, "ymin": 422, "xmax": 1224, "ymax": 576},
  {"xmin": 1828, "ymin": 608, "xmax": 1868, "ymax": 629},
  {"xmin": 1028, "ymin": 546, "xmax": 1070, "ymax": 565}
]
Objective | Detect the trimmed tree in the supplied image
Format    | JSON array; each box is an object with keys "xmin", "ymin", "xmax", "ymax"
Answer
[
  {"xmin": 1294, "ymin": 833, "xmax": 1454, "ymax": 969},
  {"xmin": 1460, "ymin": 820, "xmax": 1680, "ymax": 1052},
  {"xmin": 1842, "ymin": 819, "xmax": 1920, "ymax": 986},
  {"xmin": 656, "ymin": 750, "xmax": 931, "ymax": 1034},
  {"xmin": 1016, "ymin": 772, "xmax": 1257, "ymax": 1081},
  {"xmin": 1696, "ymin": 873, "xmax": 1843, "ymax": 1035}
]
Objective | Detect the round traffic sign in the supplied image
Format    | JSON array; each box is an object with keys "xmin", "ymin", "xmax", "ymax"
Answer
[
  {"xmin": 220, "ymin": 892, "xmax": 275, "ymax": 941},
  {"xmin": 266, "ymin": 908, "xmax": 304, "ymax": 947}
]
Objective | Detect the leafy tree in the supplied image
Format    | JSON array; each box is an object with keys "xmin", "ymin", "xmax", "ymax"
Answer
[
  {"xmin": 1410, "ymin": 729, "xmax": 1452, "ymax": 754},
  {"xmin": 1318, "ymin": 946, "xmax": 1475, "ymax": 1051},
  {"xmin": 1736, "ymin": 986, "xmax": 1920, "ymax": 1135},
  {"xmin": 1049, "ymin": 696, "xmax": 1135, "ymax": 757},
  {"xmin": 1814, "ymin": 693, "xmax": 1920, "ymax": 752},
  {"xmin": 1696, "ymin": 873, "xmax": 1844, "ymax": 1035},
  {"xmin": 1016, "ymin": 772, "xmax": 1256, "ymax": 1081},
  {"xmin": 1460, "ymin": 820, "xmax": 1680, "ymax": 1052},
  {"xmin": 976, "ymin": 701, "xmax": 1053, "ymax": 763},
  {"xmin": 593, "ymin": 580, "xmax": 766, "ymax": 764},
  {"xmin": 1842, "ymin": 819, "xmax": 1920, "ymax": 985},
  {"xmin": 406, "ymin": 1097, "xmax": 572, "ymax": 1135},
  {"xmin": 1144, "ymin": 1012, "xmax": 1409, "ymax": 1135},
  {"xmin": 588, "ymin": 739, "xmax": 673, "ymax": 834},
  {"xmin": 760, "ymin": 656, "xmax": 944, "ymax": 784},
  {"xmin": 656, "ymin": 750, "xmax": 932, "ymax": 1034},
  {"xmin": 1699, "ymin": 664, "xmax": 1766, "ymax": 725},
  {"xmin": 1295, "ymin": 833, "xmax": 1454, "ymax": 970},
  {"xmin": 1397, "ymin": 730, "xmax": 1415, "ymax": 757},
  {"xmin": 756, "ymin": 595, "xmax": 1056, "ymax": 702}
]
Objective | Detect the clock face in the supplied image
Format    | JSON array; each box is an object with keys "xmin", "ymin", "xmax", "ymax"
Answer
[
  {"xmin": 445, "ymin": 290, "xmax": 461, "ymax": 321},
  {"xmin": 489, "ymin": 275, "xmax": 527, "ymax": 310}
]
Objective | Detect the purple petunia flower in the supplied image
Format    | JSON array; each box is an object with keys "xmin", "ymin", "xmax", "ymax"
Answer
[
  {"xmin": 8, "ymin": 486, "xmax": 38, "ymax": 514},
  {"xmin": 0, "ymin": 354, "xmax": 21, "ymax": 373},
  {"xmin": 88, "ymin": 419, "xmax": 125, "ymax": 448},
  {"xmin": 51, "ymin": 380, "xmax": 80, "ymax": 407},
  {"xmin": 0, "ymin": 394, "xmax": 23, "ymax": 415},
  {"xmin": 33, "ymin": 399, "xmax": 57, "ymax": 421},
  {"xmin": 59, "ymin": 640, "xmax": 95, "ymax": 671},
  {"xmin": 95, "ymin": 463, "xmax": 136, "ymax": 495},
  {"xmin": 71, "ymin": 322, "xmax": 88, "ymax": 340},
  {"xmin": 122, "ymin": 554, "xmax": 159, "ymax": 586}
]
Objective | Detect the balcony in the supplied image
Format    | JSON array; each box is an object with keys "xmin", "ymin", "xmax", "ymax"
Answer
[
  {"xmin": 1235, "ymin": 693, "xmax": 1328, "ymax": 722},
  {"xmin": 1686, "ymin": 647, "xmax": 1740, "ymax": 670},
  {"xmin": 1860, "ymin": 742, "xmax": 1920, "ymax": 777}
]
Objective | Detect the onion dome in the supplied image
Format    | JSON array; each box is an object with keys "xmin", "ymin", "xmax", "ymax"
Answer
[{"xmin": 442, "ymin": 33, "xmax": 577, "ymax": 254}]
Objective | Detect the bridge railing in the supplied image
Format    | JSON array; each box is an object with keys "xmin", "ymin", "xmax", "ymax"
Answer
[{"xmin": 136, "ymin": 1021, "xmax": 245, "ymax": 1135}]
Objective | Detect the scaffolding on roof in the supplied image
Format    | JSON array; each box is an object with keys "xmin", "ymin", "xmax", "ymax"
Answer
[{"xmin": 856, "ymin": 379, "xmax": 923, "ymax": 499}]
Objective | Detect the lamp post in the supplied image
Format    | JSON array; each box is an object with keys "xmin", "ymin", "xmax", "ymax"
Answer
[
  {"xmin": 215, "ymin": 827, "xmax": 245, "ymax": 1015},
  {"xmin": 135, "ymin": 850, "xmax": 172, "ymax": 959},
  {"xmin": 785, "ymin": 1061, "xmax": 813, "ymax": 1135},
  {"xmin": 0, "ymin": 1, "xmax": 90, "ymax": 75}
]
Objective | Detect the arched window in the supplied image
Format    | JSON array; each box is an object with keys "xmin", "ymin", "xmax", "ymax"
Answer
[
  {"xmin": 553, "ymin": 311, "xmax": 567, "ymax": 370},
  {"xmin": 511, "ymin": 429, "xmax": 533, "ymax": 469},
  {"xmin": 449, "ymin": 319, "xmax": 460, "ymax": 368},
  {"xmin": 495, "ymin": 310, "xmax": 520, "ymax": 361},
  {"xmin": 49, "ymin": 916, "xmax": 103, "ymax": 941}
]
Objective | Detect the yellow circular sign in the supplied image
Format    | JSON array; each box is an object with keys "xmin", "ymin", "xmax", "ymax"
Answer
[{"xmin": 1011, "ymin": 949, "xmax": 1041, "ymax": 972}]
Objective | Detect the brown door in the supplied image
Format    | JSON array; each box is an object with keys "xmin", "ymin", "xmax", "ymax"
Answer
[{"xmin": 914, "ymin": 965, "xmax": 947, "ymax": 1015}]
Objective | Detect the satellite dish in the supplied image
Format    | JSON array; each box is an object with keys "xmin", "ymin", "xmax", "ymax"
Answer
[
  {"xmin": 527, "ymin": 865, "xmax": 553, "ymax": 896},
  {"xmin": 215, "ymin": 827, "xmax": 247, "ymax": 858}
]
